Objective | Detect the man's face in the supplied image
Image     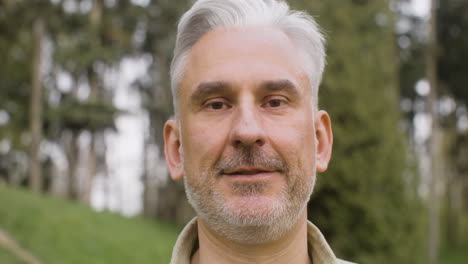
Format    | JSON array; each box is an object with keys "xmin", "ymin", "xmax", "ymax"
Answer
[{"xmin": 164, "ymin": 26, "xmax": 332, "ymax": 242}]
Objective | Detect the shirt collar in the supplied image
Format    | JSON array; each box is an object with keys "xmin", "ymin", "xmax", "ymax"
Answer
[{"xmin": 170, "ymin": 217, "xmax": 345, "ymax": 264}]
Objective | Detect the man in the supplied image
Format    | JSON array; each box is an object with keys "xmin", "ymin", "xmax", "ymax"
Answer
[{"xmin": 164, "ymin": 0, "xmax": 354, "ymax": 263}]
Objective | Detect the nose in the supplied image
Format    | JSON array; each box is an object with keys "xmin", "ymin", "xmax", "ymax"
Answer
[{"xmin": 229, "ymin": 104, "xmax": 266, "ymax": 148}]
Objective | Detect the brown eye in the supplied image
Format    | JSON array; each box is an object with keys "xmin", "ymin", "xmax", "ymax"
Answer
[
  {"xmin": 210, "ymin": 102, "xmax": 225, "ymax": 109},
  {"xmin": 205, "ymin": 100, "xmax": 230, "ymax": 110},
  {"xmin": 268, "ymin": 99, "xmax": 283, "ymax": 107}
]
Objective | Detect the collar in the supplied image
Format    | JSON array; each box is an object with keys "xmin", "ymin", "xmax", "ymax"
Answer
[{"xmin": 170, "ymin": 217, "xmax": 353, "ymax": 264}]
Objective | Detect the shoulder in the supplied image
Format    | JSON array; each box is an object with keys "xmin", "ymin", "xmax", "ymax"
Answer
[
  {"xmin": 306, "ymin": 220, "xmax": 357, "ymax": 264},
  {"xmin": 170, "ymin": 218, "xmax": 199, "ymax": 264},
  {"xmin": 337, "ymin": 259, "xmax": 357, "ymax": 264}
]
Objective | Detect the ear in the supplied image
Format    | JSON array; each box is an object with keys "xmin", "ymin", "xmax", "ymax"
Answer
[
  {"xmin": 314, "ymin": 110, "xmax": 333, "ymax": 173},
  {"xmin": 164, "ymin": 119, "xmax": 184, "ymax": 181}
]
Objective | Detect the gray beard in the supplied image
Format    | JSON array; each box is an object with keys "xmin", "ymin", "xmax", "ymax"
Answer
[{"xmin": 183, "ymin": 147, "xmax": 315, "ymax": 244}]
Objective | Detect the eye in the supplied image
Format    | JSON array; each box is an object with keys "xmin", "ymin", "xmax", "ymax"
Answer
[
  {"xmin": 267, "ymin": 99, "xmax": 284, "ymax": 108},
  {"xmin": 263, "ymin": 97, "xmax": 287, "ymax": 108},
  {"xmin": 209, "ymin": 102, "xmax": 225, "ymax": 109},
  {"xmin": 204, "ymin": 100, "xmax": 230, "ymax": 110}
]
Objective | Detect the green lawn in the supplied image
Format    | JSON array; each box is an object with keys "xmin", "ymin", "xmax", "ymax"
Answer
[{"xmin": 0, "ymin": 185, "xmax": 180, "ymax": 264}]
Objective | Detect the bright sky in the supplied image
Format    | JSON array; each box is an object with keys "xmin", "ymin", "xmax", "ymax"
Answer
[
  {"xmin": 90, "ymin": 56, "xmax": 150, "ymax": 216},
  {"xmin": 410, "ymin": 0, "xmax": 430, "ymax": 17}
]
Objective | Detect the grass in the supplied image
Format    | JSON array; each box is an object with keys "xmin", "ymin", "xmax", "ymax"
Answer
[{"xmin": 0, "ymin": 185, "xmax": 180, "ymax": 264}]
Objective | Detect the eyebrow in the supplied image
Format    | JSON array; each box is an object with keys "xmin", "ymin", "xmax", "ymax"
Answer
[
  {"xmin": 189, "ymin": 79, "xmax": 300, "ymax": 105},
  {"xmin": 259, "ymin": 79, "xmax": 300, "ymax": 98},
  {"xmin": 190, "ymin": 81, "xmax": 234, "ymax": 104}
]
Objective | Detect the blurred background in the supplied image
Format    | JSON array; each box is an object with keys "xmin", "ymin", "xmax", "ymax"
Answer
[{"xmin": 0, "ymin": 0, "xmax": 467, "ymax": 263}]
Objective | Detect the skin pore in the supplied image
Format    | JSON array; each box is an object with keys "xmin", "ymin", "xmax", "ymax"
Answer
[{"xmin": 164, "ymin": 26, "xmax": 333, "ymax": 264}]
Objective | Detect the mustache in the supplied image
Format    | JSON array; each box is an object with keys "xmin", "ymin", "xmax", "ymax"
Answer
[{"xmin": 214, "ymin": 146, "xmax": 288, "ymax": 174}]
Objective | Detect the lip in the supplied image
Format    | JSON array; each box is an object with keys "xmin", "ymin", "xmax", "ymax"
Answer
[{"xmin": 221, "ymin": 168, "xmax": 276, "ymax": 179}]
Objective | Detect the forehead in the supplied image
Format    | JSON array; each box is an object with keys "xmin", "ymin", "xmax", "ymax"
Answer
[{"xmin": 179, "ymin": 26, "xmax": 309, "ymax": 95}]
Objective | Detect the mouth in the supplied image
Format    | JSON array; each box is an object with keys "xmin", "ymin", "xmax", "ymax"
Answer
[{"xmin": 222, "ymin": 168, "xmax": 276, "ymax": 178}]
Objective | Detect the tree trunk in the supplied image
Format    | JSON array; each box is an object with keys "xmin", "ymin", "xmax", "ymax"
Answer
[
  {"xmin": 445, "ymin": 162, "xmax": 460, "ymax": 247},
  {"xmin": 142, "ymin": 138, "xmax": 158, "ymax": 218},
  {"xmin": 81, "ymin": 69, "xmax": 99, "ymax": 203},
  {"xmin": 81, "ymin": 133, "xmax": 97, "ymax": 203},
  {"xmin": 142, "ymin": 51, "xmax": 172, "ymax": 218},
  {"xmin": 427, "ymin": 1, "xmax": 440, "ymax": 263},
  {"xmin": 66, "ymin": 131, "xmax": 79, "ymax": 200},
  {"xmin": 29, "ymin": 18, "xmax": 45, "ymax": 192},
  {"xmin": 79, "ymin": 0, "xmax": 103, "ymax": 204}
]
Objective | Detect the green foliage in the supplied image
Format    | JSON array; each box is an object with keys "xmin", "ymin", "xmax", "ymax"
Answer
[
  {"xmin": 286, "ymin": 0, "xmax": 426, "ymax": 263},
  {"xmin": 45, "ymin": 98, "xmax": 123, "ymax": 132},
  {"xmin": 53, "ymin": 5, "xmax": 137, "ymax": 72},
  {"xmin": 0, "ymin": 185, "xmax": 180, "ymax": 264},
  {"xmin": 437, "ymin": 0, "xmax": 468, "ymax": 106},
  {"xmin": 0, "ymin": 0, "xmax": 39, "ymax": 149},
  {"xmin": 397, "ymin": 14, "xmax": 426, "ymax": 102},
  {"xmin": 398, "ymin": 0, "xmax": 468, "ymax": 253}
]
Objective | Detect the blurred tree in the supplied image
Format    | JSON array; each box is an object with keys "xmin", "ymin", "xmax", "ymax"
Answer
[
  {"xmin": 0, "ymin": 0, "xmax": 138, "ymax": 202},
  {"xmin": 136, "ymin": 0, "xmax": 195, "ymax": 224},
  {"xmin": 426, "ymin": 1, "xmax": 441, "ymax": 263},
  {"xmin": 436, "ymin": 0, "xmax": 468, "ymax": 249},
  {"xmin": 287, "ymin": 0, "xmax": 425, "ymax": 263},
  {"xmin": 46, "ymin": 0, "xmax": 137, "ymax": 201},
  {"xmin": 30, "ymin": 17, "xmax": 45, "ymax": 192},
  {"xmin": 398, "ymin": 0, "xmax": 468, "ymax": 256},
  {"xmin": 0, "ymin": 0, "xmax": 62, "ymax": 189},
  {"xmin": 0, "ymin": 0, "xmax": 33, "ymax": 185},
  {"xmin": 437, "ymin": 0, "xmax": 468, "ymax": 107}
]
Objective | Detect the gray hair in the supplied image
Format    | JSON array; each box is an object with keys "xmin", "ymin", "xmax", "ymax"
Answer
[{"xmin": 170, "ymin": 0, "xmax": 326, "ymax": 115}]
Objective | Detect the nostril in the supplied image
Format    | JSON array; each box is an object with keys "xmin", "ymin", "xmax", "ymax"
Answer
[{"xmin": 233, "ymin": 138, "xmax": 264, "ymax": 148}]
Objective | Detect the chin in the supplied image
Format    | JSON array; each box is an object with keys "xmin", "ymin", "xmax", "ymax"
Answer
[
  {"xmin": 223, "ymin": 195, "xmax": 285, "ymax": 226},
  {"xmin": 217, "ymin": 196, "xmax": 302, "ymax": 244},
  {"xmin": 184, "ymin": 169, "xmax": 314, "ymax": 244}
]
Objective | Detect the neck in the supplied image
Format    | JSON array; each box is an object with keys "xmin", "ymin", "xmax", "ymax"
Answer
[{"xmin": 192, "ymin": 211, "xmax": 311, "ymax": 264}]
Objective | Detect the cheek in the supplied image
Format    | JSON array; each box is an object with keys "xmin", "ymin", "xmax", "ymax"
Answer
[
  {"xmin": 180, "ymin": 121, "xmax": 227, "ymax": 172},
  {"xmin": 268, "ymin": 115, "xmax": 316, "ymax": 170},
  {"xmin": 299, "ymin": 119, "xmax": 317, "ymax": 171}
]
